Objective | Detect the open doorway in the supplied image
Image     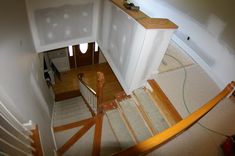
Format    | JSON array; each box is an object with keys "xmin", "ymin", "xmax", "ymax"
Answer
[{"xmin": 68, "ymin": 42, "xmax": 101, "ymax": 69}]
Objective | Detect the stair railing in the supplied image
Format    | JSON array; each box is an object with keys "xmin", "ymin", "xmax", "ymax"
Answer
[
  {"xmin": 113, "ymin": 81, "xmax": 235, "ymax": 156},
  {"xmin": 0, "ymin": 100, "xmax": 36, "ymax": 155},
  {"xmin": 78, "ymin": 72, "xmax": 105, "ymax": 114}
]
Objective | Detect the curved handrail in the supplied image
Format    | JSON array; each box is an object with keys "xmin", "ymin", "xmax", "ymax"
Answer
[
  {"xmin": 77, "ymin": 73, "xmax": 97, "ymax": 96},
  {"xmin": 113, "ymin": 82, "xmax": 234, "ymax": 156}
]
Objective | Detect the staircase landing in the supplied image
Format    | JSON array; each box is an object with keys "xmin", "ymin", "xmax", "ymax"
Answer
[{"xmin": 52, "ymin": 63, "xmax": 123, "ymax": 102}]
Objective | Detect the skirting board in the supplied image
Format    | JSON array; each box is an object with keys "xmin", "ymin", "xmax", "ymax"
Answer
[{"xmin": 172, "ymin": 35, "xmax": 225, "ymax": 90}]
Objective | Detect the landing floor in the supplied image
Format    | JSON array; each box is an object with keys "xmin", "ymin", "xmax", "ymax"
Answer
[{"xmin": 52, "ymin": 63, "xmax": 123, "ymax": 102}]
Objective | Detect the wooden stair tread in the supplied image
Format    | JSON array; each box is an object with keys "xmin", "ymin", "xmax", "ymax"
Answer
[
  {"xmin": 133, "ymin": 88, "xmax": 169, "ymax": 133},
  {"xmin": 106, "ymin": 109, "xmax": 136, "ymax": 150},
  {"xmin": 147, "ymin": 80, "xmax": 182, "ymax": 125},
  {"xmin": 118, "ymin": 98, "xmax": 153, "ymax": 142}
]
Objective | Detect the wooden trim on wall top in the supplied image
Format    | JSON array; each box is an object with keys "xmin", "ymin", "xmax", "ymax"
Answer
[
  {"xmin": 147, "ymin": 80, "xmax": 182, "ymax": 125},
  {"xmin": 53, "ymin": 117, "xmax": 95, "ymax": 133},
  {"xmin": 111, "ymin": 0, "xmax": 178, "ymax": 29},
  {"xmin": 57, "ymin": 120, "xmax": 95, "ymax": 155}
]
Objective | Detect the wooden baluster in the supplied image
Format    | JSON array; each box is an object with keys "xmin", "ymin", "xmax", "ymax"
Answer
[{"xmin": 97, "ymin": 72, "xmax": 105, "ymax": 113}]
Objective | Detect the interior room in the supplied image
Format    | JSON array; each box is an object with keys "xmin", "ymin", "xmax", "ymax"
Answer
[{"xmin": 0, "ymin": 0, "xmax": 234, "ymax": 156}]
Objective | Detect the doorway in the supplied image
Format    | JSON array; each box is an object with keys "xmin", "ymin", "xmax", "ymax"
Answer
[{"xmin": 68, "ymin": 42, "xmax": 100, "ymax": 69}]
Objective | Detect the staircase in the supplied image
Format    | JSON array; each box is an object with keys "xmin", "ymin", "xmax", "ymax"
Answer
[
  {"xmin": 53, "ymin": 97, "xmax": 93, "ymax": 127},
  {"xmin": 51, "ymin": 70, "xmax": 234, "ymax": 156},
  {"xmin": 52, "ymin": 76, "xmax": 182, "ymax": 156},
  {"xmin": 103, "ymin": 80, "xmax": 182, "ymax": 154}
]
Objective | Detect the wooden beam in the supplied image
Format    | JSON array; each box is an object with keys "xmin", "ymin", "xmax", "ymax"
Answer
[
  {"xmin": 148, "ymin": 80, "xmax": 182, "ymax": 125},
  {"xmin": 53, "ymin": 117, "xmax": 94, "ymax": 133},
  {"xmin": 92, "ymin": 114, "xmax": 104, "ymax": 156},
  {"xmin": 97, "ymin": 72, "xmax": 105, "ymax": 112},
  {"xmin": 31, "ymin": 125, "xmax": 43, "ymax": 156},
  {"xmin": 57, "ymin": 120, "xmax": 95, "ymax": 155},
  {"xmin": 111, "ymin": 0, "xmax": 178, "ymax": 29}
]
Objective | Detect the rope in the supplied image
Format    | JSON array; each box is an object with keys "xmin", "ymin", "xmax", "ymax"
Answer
[{"xmin": 164, "ymin": 54, "xmax": 229, "ymax": 138}]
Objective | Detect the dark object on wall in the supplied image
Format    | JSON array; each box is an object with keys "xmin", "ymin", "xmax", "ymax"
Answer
[
  {"xmin": 222, "ymin": 135, "xmax": 235, "ymax": 156},
  {"xmin": 51, "ymin": 62, "xmax": 61, "ymax": 81},
  {"xmin": 123, "ymin": 1, "xmax": 140, "ymax": 11}
]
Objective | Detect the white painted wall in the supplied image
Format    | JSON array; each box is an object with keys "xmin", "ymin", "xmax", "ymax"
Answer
[
  {"xmin": 0, "ymin": 0, "xmax": 55, "ymax": 155},
  {"xmin": 26, "ymin": 0, "xmax": 100, "ymax": 52},
  {"xmin": 98, "ymin": 49, "xmax": 107, "ymax": 64},
  {"xmin": 132, "ymin": 0, "xmax": 235, "ymax": 88},
  {"xmin": 97, "ymin": 0, "xmax": 176, "ymax": 94}
]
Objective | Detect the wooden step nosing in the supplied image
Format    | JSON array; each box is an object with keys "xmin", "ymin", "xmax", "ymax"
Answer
[{"xmin": 147, "ymin": 80, "xmax": 182, "ymax": 126}]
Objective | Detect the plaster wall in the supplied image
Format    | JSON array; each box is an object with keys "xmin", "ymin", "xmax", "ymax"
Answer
[
  {"xmin": 132, "ymin": 0, "xmax": 235, "ymax": 88},
  {"xmin": 0, "ymin": 0, "xmax": 55, "ymax": 155}
]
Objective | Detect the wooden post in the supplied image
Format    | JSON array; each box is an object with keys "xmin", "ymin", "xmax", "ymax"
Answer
[
  {"xmin": 97, "ymin": 72, "xmax": 105, "ymax": 112},
  {"xmin": 77, "ymin": 73, "xmax": 84, "ymax": 80},
  {"xmin": 232, "ymin": 81, "xmax": 235, "ymax": 98}
]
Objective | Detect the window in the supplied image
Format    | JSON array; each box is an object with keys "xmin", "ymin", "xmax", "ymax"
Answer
[
  {"xmin": 80, "ymin": 43, "xmax": 88, "ymax": 54},
  {"xmin": 95, "ymin": 42, "xmax": 99, "ymax": 52},
  {"xmin": 68, "ymin": 45, "xmax": 73, "ymax": 56}
]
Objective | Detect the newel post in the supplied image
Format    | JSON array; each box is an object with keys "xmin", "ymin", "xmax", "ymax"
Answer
[
  {"xmin": 97, "ymin": 72, "xmax": 105, "ymax": 112},
  {"xmin": 77, "ymin": 73, "xmax": 84, "ymax": 80},
  {"xmin": 231, "ymin": 81, "xmax": 235, "ymax": 97}
]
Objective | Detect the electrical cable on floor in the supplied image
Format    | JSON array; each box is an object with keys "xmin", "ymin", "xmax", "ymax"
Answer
[{"xmin": 165, "ymin": 54, "xmax": 229, "ymax": 138}]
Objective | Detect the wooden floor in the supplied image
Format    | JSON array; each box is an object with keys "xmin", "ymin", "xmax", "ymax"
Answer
[{"xmin": 52, "ymin": 63, "xmax": 123, "ymax": 102}]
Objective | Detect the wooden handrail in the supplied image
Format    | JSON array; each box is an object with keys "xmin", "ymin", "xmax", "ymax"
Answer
[
  {"xmin": 113, "ymin": 82, "xmax": 234, "ymax": 156},
  {"xmin": 77, "ymin": 73, "xmax": 97, "ymax": 96}
]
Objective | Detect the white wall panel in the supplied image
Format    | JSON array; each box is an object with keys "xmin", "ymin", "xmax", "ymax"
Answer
[
  {"xmin": 97, "ymin": 0, "xmax": 176, "ymax": 94},
  {"xmin": 26, "ymin": 0, "xmax": 99, "ymax": 52}
]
